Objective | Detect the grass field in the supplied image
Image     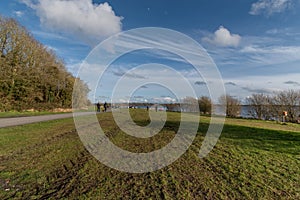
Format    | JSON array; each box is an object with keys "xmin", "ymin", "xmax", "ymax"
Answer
[{"xmin": 0, "ymin": 110, "xmax": 299, "ymax": 199}]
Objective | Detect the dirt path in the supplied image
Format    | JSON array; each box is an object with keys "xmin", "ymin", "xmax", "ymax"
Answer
[{"xmin": 0, "ymin": 112, "xmax": 95, "ymax": 128}]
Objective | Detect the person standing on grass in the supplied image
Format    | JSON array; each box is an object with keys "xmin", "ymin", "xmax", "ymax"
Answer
[
  {"xmin": 104, "ymin": 102, "xmax": 107, "ymax": 112},
  {"xmin": 96, "ymin": 102, "xmax": 101, "ymax": 112}
]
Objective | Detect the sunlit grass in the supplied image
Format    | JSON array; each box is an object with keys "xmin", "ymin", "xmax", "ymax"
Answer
[{"xmin": 0, "ymin": 110, "xmax": 299, "ymax": 199}]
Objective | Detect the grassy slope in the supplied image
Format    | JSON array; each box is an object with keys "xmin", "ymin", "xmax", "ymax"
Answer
[{"xmin": 0, "ymin": 110, "xmax": 299, "ymax": 199}]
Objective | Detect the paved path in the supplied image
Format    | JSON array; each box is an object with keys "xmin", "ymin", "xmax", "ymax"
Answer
[{"xmin": 0, "ymin": 112, "xmax": 95, "ymax": 128}]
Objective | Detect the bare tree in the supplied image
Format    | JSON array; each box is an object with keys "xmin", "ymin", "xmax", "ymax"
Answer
[
  {"xmin": 219, "ymin": 95, "xmax": 241, "ymax": 117},
  {"xmin": 182, "ymin": 96, "xmax": 199, "ymax": 112},
  {"xmin": 274, "ymin": 90, "xmax": 300, "ymax": 122},
  {"xmin": 247, "ymin": 93, "xmax": 272, "ymax": 120}
]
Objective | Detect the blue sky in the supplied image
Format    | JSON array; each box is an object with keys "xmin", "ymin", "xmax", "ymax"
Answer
[{"xmin": 1, "ymin": 0, "xmax": 300, "ymax": 103}]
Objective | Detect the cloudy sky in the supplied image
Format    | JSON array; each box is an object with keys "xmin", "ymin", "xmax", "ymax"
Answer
[{"xmin": 1, "ymin": 0, "xmax": 300, "ymax": 103}]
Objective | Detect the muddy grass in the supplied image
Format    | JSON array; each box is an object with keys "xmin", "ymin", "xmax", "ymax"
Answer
[{"xmin": 0, "ymin": 110, "xmax": 299, "ymax": 199}]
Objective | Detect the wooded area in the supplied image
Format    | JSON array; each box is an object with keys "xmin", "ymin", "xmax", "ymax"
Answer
[
  {"xmin": 175, "ymin": 92, "xmax": 300, "ymax": 123},
  {"xmin": 0, "ymin": 16, "xmax": 89, "ymax": 111},
  {"xmin": 247, "ymin": 90, "xmax": 300, "ymax": 122}
]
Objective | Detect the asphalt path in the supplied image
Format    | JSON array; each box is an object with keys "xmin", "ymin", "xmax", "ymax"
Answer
[{"xmin": 0, "ymin": 112, "xmax": 95, "ymax": 128}]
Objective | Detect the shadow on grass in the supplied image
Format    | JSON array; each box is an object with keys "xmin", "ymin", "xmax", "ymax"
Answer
[
  {"xmin": 102, "ymin": 110, "xmax": 300, "ymax": 155},
  {"xmin": 153, "ymin": 117, "xmax": 300, "ymax": 155},
  {"xmin": 198, "ymin": 122, "xmax": 300, "ymax": 155}
]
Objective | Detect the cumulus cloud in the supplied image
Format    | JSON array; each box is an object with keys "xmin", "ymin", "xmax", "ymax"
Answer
[
  {"xmin": 21, "ymin": 0, "xmax": 123, "ymax": 46},
  {"xmin": 249, "ymin": 0, "xmax": 292, "ymax": 16},
  {"xmin": 202, "ymin": 26, "xmax": 241, "ymax": 47}
]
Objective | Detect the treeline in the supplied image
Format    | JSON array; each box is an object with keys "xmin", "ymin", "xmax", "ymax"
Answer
[
  {"xmin": 181, "ymin": 95, "xmax": 241, "ymax": 117},
  {"xmin": 247, "ymin": 90, "xmax": 300, "ymax": 122},
  {"xmin": 172, "ymin": 91, "xmax": 300, "ymax": 123},
  {"xmin": 123, "ymin": 96, "xmax": 213, "ymax": 114},
  {"xmin": 0, "ymin": 16, "xmax": 89, "ymax": 111}
]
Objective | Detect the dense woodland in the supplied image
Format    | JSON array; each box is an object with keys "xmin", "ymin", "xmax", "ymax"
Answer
[{"xmin": 0, "ymin": 16, "xmax": 89, "ymax": 111}]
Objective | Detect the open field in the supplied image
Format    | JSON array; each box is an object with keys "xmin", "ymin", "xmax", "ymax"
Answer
[{"xmin": 0, "ymin": 110, "xmax": 299, "ymax": 199}]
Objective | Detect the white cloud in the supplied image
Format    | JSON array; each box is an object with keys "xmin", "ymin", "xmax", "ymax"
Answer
[
  {"xmin": 14, "ymin": 11, "xmax": 24, "ymax": 17},
  {"xmin": 223, "ymin": 73, "xmax": 300, "ymax": 100},
  {"xmin": 240, "ymin": 45, "xmax": 300, "ymax": 65},
  {"xmin": 21, "ymin": 0, "xmax": 123, "ymax": 46},
  {"xmin": 206, "ymin": 33, "xmax": 300, "ymax": 68},
  {"xmin": 202, "ymin": 26, "xmax": 241, "ymax": 47},
  {"xmin": 249, "ymin": 0, "xmax": 292, "ymax": 16}
]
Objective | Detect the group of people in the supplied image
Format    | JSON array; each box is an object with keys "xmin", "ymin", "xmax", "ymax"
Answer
[{"xmin": 96, "ymin": 102, "xmax": 108, "ymax": 112}]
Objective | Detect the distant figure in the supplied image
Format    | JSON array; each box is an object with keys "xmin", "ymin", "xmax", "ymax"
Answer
[
  {"xmin": 146, "ymin": 106, "xmax": 149, "ymax": 111},
  {"xmin": 104, "ymin": 102, "xmax": 107, "ymax": 112},
  {"xmin": 96, "ymin": 102, "xmax": 101, "ymax": 112},
  {"xmin": 155, "ymin": 105, "xmax": 158, "ymax": 112}
]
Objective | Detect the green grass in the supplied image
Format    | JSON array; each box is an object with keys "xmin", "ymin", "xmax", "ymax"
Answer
[{"xmin": 0, "ymin": 110, "xmax": 299, "ymax": 199}]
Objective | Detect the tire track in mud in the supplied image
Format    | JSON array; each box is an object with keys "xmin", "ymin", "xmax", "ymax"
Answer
[
  {"xmin": 1, "ymin": 121, "xmax": 103, "ymax": 199},
  {"xmin": 36, "ymin": 151, "xmax": 91, "ymax": 199},
  {"xmin": 4, "ymin": 138, "xmax": 94, "ymax": 199},
  {"xmin": 1, "ymin": 129, "xmax": 76, "ymax": 162},
  {"xmin": 1, "ymin": 121, "xmax": 99, "ymax": 162},
  {"xmin": 2, "ymin": 114, "xmax": 211, "ymax": 199},
  {"xmin": 3, "ymin": 119, "xmax": 140, "ymax": 199}
]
